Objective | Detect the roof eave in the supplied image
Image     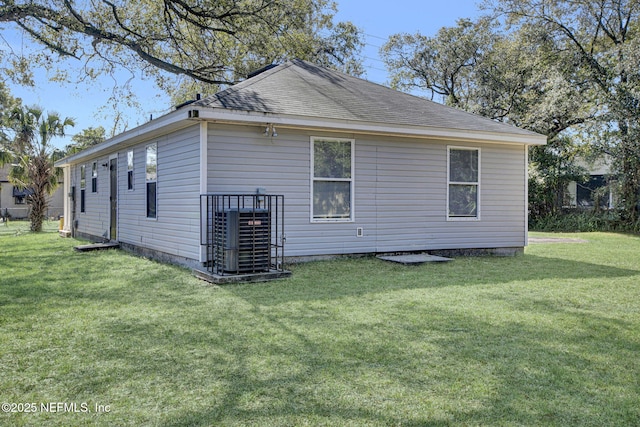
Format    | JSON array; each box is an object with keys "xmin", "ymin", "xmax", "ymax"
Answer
[
  {"xmin": 54, "ymin": 105, "xmax": 546, "ymax": 168},
  {"xmin": 194, "ymin": 108, "xmax": 548, "ymax": 146},
  {"xmin": 55, "ymin": 109, "xmax": 192, "ymax": 166}
]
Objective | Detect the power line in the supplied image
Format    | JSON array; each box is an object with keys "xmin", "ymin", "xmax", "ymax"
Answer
[
  {"xmin": 364, "ymin": 42, "xmax": 382, "ymax": 49},
  {"xmin": 362, "ymin": 54, "xmax": 386, "ymax": 64},
  {"xmin": 364, "ymin": 33, "xmax": 388, "ymax": 41},
  {"xmin": 362, "ymin": 61, "xmax": 387, "ymax": 74}
]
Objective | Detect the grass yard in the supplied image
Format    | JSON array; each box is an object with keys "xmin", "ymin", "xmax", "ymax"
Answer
[{"xmin": 1, "ymin": 221, "xmax": 639, "ymax": 426}]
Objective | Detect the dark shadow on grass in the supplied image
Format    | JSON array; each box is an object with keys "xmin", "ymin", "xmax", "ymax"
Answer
[
  {"xmin": 228, "ymin": 254, "xmax": 640, "ymax": 306},
  {"xmin": 0, "ymin": 246, "xmax": 200, "ymax": 324},
  {"xmin": 151, "ymin": 286, "xmax": 640, "ymax": 426},
  {"xmin": 101, "ymin": 302, "xmax": 461, "ymax": 426},
  {"xmin": 413, "ymin": 304, "xmax": 640, "ymax": 424},
  {"xmin": 3, "ymin": 232, "xmax": 639, "ymax": 426}
]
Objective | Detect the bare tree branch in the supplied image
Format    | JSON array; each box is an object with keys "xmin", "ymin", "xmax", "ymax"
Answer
[{"xmin": 0, "ymin": 0, "xmax": 364, "ymax": 88}]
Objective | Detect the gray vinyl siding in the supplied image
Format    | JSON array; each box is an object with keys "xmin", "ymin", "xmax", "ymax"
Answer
[
  {"xmin": 117, "ymin": 125, "xmax": 201, "ymax": 260},
  {"xmin": 71, "ymin": 121, "xmax": 526, "ymax": 262},
  {"xmin": 70, "ymin": 125, "xmax": 201, "ymax": 261},
  {"xmin": 72, "ymin": 158, "xmax": 111, "ymax": 238},
  {"xmin": 207, "ymin": 124, "xmax": 527, "ymax": 257}
]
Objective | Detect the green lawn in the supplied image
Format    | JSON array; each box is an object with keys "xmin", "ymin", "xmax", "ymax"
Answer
[{"xmin": 1, "ymin": 222, "xmax": 639, "ymax": 426}]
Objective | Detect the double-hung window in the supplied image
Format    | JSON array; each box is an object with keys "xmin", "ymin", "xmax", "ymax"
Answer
[
  {"xmin": 311, "ymin": 137, "xmax": 354, "ymax": 221},
  {"xmin": 80, "ymin": 165, "xmax": 86, "ymax": 213},
  {"xmin": 146, "ymin": 143, "xmax": 157, "ymax": 218},
  {"xmin": 448, "ymin": 147, "xmax": 480, "ymax": 219}
]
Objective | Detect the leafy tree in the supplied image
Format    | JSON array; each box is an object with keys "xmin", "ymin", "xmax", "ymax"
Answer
[
  {"xmin": 487, "ymin": 0, "xmax": 640, "ymax": 222},
  {"xmin": 528, "ymin": 136, "xmax": 588, "ymax": 220},
  {"xmin": 64, "ymin": 126, "xmax": 106, "ymax": 155},
  {"xmin": 0, "ymin": 79, "xmax": 19, "ymax": 110},
  {"xmin": 380, "ymin": 14, "xmax": 598, "ymax": 220},
  {"xmin": 0, "ymin": 106, "xmax": 74, "ymax": 231},
  {"xmin": 381, "ymin": 17, "xmax": 593, "ymax": 134},
  {"xmin": 0, "ymin": 80, "xmax": 21, "ymax": 199},
  {"xmin": 381, "ymin": 18, "xmax": 496, "ymax": 107},
  {"xmin": 0, "ymin": 0, "xmax": 364, "ymax": 104}
]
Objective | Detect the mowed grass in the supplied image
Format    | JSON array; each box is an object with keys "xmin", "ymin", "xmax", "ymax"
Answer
[{"xmin": 1, "ymin": 221, "xmax": 639, "ymax": 426}]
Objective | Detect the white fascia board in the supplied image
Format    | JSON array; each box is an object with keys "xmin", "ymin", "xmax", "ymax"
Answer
[
  {"xmin": 55, "ymin": 109, "xmax": 192, "ymax": 167},
  {"xmin": 194, "ymin": 108, "xmax": 548, "ymax": 146},
  {"xmin": 54, "ymin": 105, "xmax": 546, "ymax": 169}
]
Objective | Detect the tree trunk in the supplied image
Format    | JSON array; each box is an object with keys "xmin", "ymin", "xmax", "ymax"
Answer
[
  {"xmin": 28, "ymin": 191, "xmax": 46, "ymax": 232},
  {"xmin": 616, "ymin": 121, "xmax": 640, "ymax": 224},
  {"xmin": 27, "ymin": 157, "xmax": 50, "ymax": 233},
  {"xmin": 618, "ymin": 154, "xmax": 640, "ymax": 224}
]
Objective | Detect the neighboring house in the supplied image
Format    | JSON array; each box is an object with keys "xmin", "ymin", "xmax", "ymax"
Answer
[
  {"xmin": 55, "ymin": 59, "xmax": 546, "ymax": 270},
  {"xmin": 0, "ymin": 165, "xmax": 64, "ymax": 220},
  {"xmin": 567, "ymin": 156, "xmax": 614, "ymax": 209}
]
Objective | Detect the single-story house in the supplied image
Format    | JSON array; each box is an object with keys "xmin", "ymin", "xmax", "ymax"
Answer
[
  {"xmin": 55, "ymin": 59, "xmax": 546, "ymax": 272},
  {"xmin": 1, "ymin": 165, "xmax": 64, "ymax": 220}
]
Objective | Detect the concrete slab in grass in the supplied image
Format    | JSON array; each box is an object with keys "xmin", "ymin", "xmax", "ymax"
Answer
[
  {"xmin": 74, "ymin": 242, "xmax": 120, "ymax": 252},
  {"xmin": 377, "ymin": 254, "xmax": 453, "ymax": 265}
]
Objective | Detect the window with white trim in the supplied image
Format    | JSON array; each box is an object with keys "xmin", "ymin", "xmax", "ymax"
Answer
[
  {"xmin": 80, "ymin": 165, "xmax": 86, "ymax": 213},
  {"xmin": 448, "ymin": 147, "xmax": 480, "ymax": 219},
  {"xmin": 146, "ymin": 143, "xmax": 157, "ymax": 218},
  {"xmin": 311, "ymin": 137, "xmax": 354, "ymax": 221},
  {"xmin": 91, "ymin": 162, "xmax": 98, "ymax": 193},
  {"xmin": 127, "ymin": 150, "xmax": 134, "ymax": 191}
]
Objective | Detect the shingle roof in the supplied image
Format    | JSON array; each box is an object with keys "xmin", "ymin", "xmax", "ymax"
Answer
[{"xmin": 192, "ymin": 59, "xmax": 542, "ymax": 139}]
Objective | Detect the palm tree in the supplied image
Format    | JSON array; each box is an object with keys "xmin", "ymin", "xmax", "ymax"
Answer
[{"xmin": 1, "ymin": 106, "xmax": 74, "ymax": 231}]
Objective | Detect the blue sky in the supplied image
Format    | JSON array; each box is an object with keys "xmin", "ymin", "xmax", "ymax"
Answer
[
  {"xmin": 335, "ymin": 0, "xmax": 482, "ymax": 85},
  {"xmin": 6, "ymin": 0, "xmax": 482, "ymax": 148}
]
